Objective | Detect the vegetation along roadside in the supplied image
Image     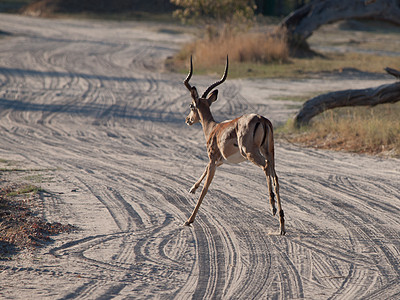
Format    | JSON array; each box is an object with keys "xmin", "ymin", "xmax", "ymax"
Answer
[{"xmin": 0, "ymin": 161, "xmax": 77, "ymax": 260}]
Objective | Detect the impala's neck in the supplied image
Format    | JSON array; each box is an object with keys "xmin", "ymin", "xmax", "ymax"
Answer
[{"xmin": 198, "ymin": 107, "xmax": 217, "ymax": 140}]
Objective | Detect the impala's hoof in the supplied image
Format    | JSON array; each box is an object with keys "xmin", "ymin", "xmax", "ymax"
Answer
[
  {"xmin": 189, "ymin": 187, "xmax": 196, "ymax": 194},
  {"xmin": 272, "ymin": 207, "xmax": 277, "ymax": 216},
  {"xmin": 184, "ymin": 220, "xmax": 192, "ymax": 226},
  {"xmin": 280, "ymin": 229, "xmax": 286, "ymax": 236}
]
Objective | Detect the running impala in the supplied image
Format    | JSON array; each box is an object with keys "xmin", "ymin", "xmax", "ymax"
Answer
[{"xmin": 183, "ymin": 56, "xmax": 285, "ymax": 235}]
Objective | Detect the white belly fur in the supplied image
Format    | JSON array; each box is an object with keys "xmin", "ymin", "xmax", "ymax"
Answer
[{"xmin": 224, "ymin": 151, "xmax": 246, "ymax": 164}]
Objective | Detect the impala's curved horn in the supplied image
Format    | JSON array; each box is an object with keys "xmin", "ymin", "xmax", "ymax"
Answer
[
  {"xmin": 184, "ymin": 56, "xmax": 193, "ymax": 92},
  {"xmin": 202, "ymin": 55, "xmax": 228, "ymax": 98}
]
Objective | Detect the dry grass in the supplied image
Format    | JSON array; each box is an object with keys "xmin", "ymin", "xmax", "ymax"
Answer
[
  {"xmin": 174, "ymin": 28, "xmax": 289, "ymax": 68},
  {"xmin": 284, "ymin": 102, "xmax": 400, "ymax": 157}
]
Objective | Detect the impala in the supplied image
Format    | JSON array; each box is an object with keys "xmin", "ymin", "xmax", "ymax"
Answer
[{"xmin": 183, "ymin": 56, "xmax": 285, "ymax": 235}]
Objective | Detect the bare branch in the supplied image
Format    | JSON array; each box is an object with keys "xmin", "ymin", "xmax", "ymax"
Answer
[
  {"xmin": 385, "ymin": 67, "xmax": 400, "ymax": 79},
  {"xmin": 294, "ymin": 70, "xmax": 400, "ymax": 127}
]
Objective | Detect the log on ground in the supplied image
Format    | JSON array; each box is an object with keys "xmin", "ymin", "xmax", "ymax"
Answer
[{"xmin": 294, "ymin": 68, "xmax": 400, "ymax": 127}]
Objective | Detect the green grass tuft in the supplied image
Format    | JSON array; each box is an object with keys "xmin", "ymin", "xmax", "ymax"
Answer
[{"xmin": 6, "ymin": 185, "xmax": 43, "ymax": 197}]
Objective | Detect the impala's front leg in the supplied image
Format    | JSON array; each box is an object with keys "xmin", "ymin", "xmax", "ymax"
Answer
[
  {"xmin": 189, "ymin": 166, "xmax": 208, "ymax": 194},
  {"xmin": 185, "ymin": 161, "xmax": 217, "ymax": 226}
]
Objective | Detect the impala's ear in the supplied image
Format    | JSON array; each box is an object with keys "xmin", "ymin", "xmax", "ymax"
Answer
[
  {"xmin": 207, "ymin": 90, "xmax": 218, "ymax": 104},
  {"xmin": 190, "ymin": 87, "xmax": 200, "ymax": 106}
]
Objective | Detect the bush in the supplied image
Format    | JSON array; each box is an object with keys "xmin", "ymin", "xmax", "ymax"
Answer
[{"xmin": 171, "ymin": 0, "xmax": 256, "ymax": 25}]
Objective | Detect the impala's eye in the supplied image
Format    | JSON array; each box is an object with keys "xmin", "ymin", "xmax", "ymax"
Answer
[{"xmin": 189, "ymin": 103, "xmax": 195, "ymax": 110}]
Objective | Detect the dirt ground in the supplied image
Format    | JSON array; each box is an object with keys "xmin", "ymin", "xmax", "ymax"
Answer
[{"xmin": 0, "ymin": 14, "xmax": 399, "ymax": 299}]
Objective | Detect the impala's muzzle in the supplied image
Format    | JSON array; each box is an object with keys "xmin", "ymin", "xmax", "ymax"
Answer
[
  {"xmin": 186, "ymin": 115, "xmax": 194, "ymax": 126},
  {"xmin": 186, "ymin": 103, "xmax": 198, "ymax": 126}
]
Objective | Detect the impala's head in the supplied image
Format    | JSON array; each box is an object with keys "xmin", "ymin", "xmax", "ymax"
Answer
[{"xmin": 184, "ymin": 56, "xmax": 228, "ymax": 126}]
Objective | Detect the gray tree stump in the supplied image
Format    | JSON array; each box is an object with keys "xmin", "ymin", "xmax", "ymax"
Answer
[{"xmin": 281, "ymin": 0, "xmax": 400, "ymax": 48}]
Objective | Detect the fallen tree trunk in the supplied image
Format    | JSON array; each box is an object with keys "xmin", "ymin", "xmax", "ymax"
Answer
[
  {"xmin": 281, "ymin": 0, "xmax": 400, "ymax": 48},
  {"xmin": 294, "ymin": 68, "xmax": 400, "ymax": 127}
]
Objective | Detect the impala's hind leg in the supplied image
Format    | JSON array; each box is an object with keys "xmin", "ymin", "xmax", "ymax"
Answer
[
  {"xmin": 260, "ymin": 139, "xmax": 285, "ymax": 234},
  {"xmin": 265, "ymin": 164, "xmax": 277, "ymax": 216},
  {"xmin": 269, "ymin": 162, "xmax": 285, "ymax": 235},
  {"xmin": 240, "ymin": 147, "xmax": 277, "ymax": 216}
]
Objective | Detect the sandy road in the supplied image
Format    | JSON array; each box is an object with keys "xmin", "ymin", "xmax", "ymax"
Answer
[{"xmin": 0, "ymin": 14, "xmax": 399, "ymax": 299}]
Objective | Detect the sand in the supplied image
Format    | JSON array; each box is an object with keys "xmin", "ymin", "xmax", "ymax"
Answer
[{"xmin": 0, "ymin": 13, "xmax": 399, "ymax": 299}]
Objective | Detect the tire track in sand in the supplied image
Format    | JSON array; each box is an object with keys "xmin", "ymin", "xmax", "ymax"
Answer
[{"xmin": 0, "ymin": 13, "xmax": 399, "ymax": 299}]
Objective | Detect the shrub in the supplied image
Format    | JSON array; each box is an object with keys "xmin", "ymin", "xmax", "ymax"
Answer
[{"xmin": 171, "ymin": 0, "xmax": 256, "ymax": 25}]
